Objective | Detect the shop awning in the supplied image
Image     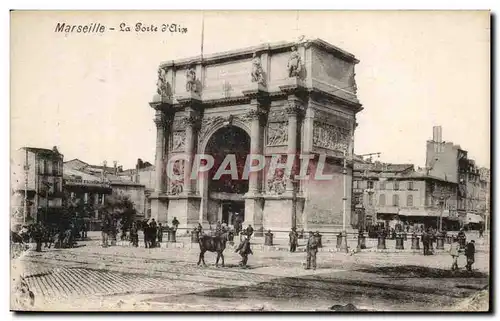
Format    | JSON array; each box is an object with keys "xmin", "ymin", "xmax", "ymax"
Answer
[{"xmin": 466, "ymin": 213, "xmax": 483, "ymax": 224}]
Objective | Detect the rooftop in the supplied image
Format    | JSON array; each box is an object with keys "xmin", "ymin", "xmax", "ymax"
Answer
[
  {"xmin": 354, "ymin": 162, "xmax": 414, "ymax": 173},
  {"xmin": 160, "ymin": 38, "xmax": 359, "ymax": 69}
]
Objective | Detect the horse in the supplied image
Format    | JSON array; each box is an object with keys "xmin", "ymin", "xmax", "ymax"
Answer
[{"xmin": 198, "ymin": 231, "xmax": 229, "ymax": 267}]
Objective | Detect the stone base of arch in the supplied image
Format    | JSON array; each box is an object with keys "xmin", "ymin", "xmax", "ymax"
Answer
[
  {"xmin": 167, "ymin": 195, "xmax": 201, "ymax": 230},
  {"xmin": 243, "ymin": 195, "xmax": 264, "ymax": 237},
  {"xmin": 149, "ymin": 193, "xmax": 169, "ymax": 224}
]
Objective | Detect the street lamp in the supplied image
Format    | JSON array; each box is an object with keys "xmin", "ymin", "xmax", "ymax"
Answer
[{"xmin": 439, "ymin": 196, "xmax": 444, "ymax": 232}]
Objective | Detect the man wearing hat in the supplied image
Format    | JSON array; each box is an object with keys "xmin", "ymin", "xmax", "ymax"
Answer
[
  {"xmin": 235, "ymin": 232, "xmax": 253, "ymax": 268},
  {"xmin": 306, "ymin": 231, "xmax": 319, "ymax": 270},
  {"xmin": 314, "ymin": 231, "xmax": 322, "ymax": 248},
  {"xmin": 289, "ymin": 227, "xmax": 299, "ymax": 252},
  {"xmin": 465, "ymin": 240, "xmax": 476, "ymax": 272}
]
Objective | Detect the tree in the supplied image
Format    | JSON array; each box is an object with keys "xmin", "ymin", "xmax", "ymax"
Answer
[
  {"xmin": 99, "ymin": 192, "xmax": 136, "ymax": 229},
  {"xmin": 61, "ymin": 190, "xmax": 95, "ymax": 229}
]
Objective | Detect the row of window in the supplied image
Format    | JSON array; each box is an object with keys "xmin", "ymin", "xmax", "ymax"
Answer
[
  {"xmin": 38, "ymin": 159, "xmax": 63, "ymax": 176},
  {"xmin": 354, "ymin": 180, "xmax": 415, "ymax": 191},
  {"xmin": 367, "ymin": 194, "xmax": 414, "ymax": 207},
  {"xmin": 70, "ymin": 192, "xmax": 106, "ymax": 204}
]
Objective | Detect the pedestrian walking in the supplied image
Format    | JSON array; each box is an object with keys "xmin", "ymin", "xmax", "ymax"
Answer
[
  {"xmin": 479, "ymin": 226, "xmax": 484, "ymax": 238},
  {"xmin": 150, "ymin": 219, "xmax": 157, "ymax": 247},
  {"xmin": 289, "ymin": 227, "xmax": 298, "ymax": 252},
  {"xmin": 33, "ymin": 223, "xmax": 43, "ymax": 252},
  {"xmin": 305, "ymin": 231, "xmax": 318, "ymax": 270},
  {"xmin": 422, "ymin": 230, "xmax": 429, "ymax": 255},
  {"xmin": 457, "ymin": 228, "xmax": 467, "ymax": 249},
  {"xmin": 144, "ymin": 223, "xmax": 150, "ymax": 248},
  {"xmin": 235, "ymin": 233, "xmax": 253, "ymax": 268},
  {"xmin": 130, "ymin": 222, "xmax": 139, "ymax": 247},
  {"xmin": 157, "ymin": 223, "xmax": 163, "ymax": 244},
  {"xmin": 101, "ymin": 215, "xmax": 110, "ymax": 248},
  {"xmin": 449, "ymin": 240, "xmax": 461, "ymax": 271},
  {"xmin": 465, "ymin": 240, "xmax": 476, "ymax": 272}
]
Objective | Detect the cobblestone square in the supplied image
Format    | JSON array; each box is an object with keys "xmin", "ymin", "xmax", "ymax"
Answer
[{"xmin": 11, "ymin": 238, "xmax": 490, "ymax": 311}]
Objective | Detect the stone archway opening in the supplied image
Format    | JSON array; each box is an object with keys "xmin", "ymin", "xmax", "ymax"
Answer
[{"xmin": 204, "ymin": 125, "xmax": 250, "ymax": 226}]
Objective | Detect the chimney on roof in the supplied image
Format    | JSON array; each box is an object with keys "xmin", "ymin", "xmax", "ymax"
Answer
[
  {"xmin": 113, "ymin": 161, "xmax": 118, "ymax": 176},
  {"xmin": 102, "ymin": 161, "xmax": 107, "ymax": 181},
  {"xmin": 433, "ymin": 126, "xmax": 443, "ymax": 153}
]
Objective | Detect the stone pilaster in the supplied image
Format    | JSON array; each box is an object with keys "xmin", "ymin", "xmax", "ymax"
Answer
[
  {"xmin": 183, "ymin": 111, "xmax": 199, "ymax": 195},
  {"xmin": 242, "ymin": 86, "xmax": 269, "ymax": 235},
  {"xmin": 153, "ymin": 110, "xmax": 166, "ymax": 193}
]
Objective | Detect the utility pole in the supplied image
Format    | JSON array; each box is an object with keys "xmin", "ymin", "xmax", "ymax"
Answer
[{"xmin": 340, "ymin": 149, "xmax": 349, "ymax": 253}]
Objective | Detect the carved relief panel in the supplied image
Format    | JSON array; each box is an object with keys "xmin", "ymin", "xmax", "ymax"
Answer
[
  {"xmin": 313, "ymin": 121, "xmax": 351, "ymax": 152},
  {"xmin": 266, "ymin": 122, "xmax": 288, "ymax": 146},
  {"xmin": 171, "ymin": 131, "xmax": 186, "ymax": 152},
  {"xmin": 169, "ymin": 159, "xmax": 184, "ymax": 195}
]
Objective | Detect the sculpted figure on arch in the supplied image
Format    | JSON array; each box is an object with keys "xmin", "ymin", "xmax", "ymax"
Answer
[{"xmin": 287, "ymin": 46, "xmax": 302, "ymax": 78}]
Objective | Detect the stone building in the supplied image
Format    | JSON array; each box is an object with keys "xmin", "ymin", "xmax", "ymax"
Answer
[
  {"xmin": 425, "ymin": 126, "xmax": 487, "ymax": 228},
  {"xmin": 353, "ymin": 161, "xmax": 460, "ymax": 231},
  {"xmin": 148, "ymin": 38, "xmax": 363, "ymax": 233},
  {"xmin": 11, "ymin": 147, "xmax": 64, "ymax": 226},
  {"xmin": 64, "ymin": 159, "xmax": 147, "ymax": 224}
]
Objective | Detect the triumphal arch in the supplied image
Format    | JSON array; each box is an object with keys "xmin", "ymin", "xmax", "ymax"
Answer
[{"xmin": 149, "ymin": 38, "xmax": 363, "ymax": 234}]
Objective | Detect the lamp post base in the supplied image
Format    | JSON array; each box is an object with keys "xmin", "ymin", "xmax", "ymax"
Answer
[{"xmin": 340, "ymin": 231, "xmax": 349, "ymax": 253}]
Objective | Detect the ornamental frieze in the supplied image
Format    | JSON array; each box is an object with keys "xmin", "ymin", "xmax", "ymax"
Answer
[
  {"xmin": 313, "ymin": 121, "xmax": 351, "ymax": 152},
  {"xmin": 268, "ymin": 109, "xmax": 287, "ymax": 122},
  {"xmin": 266, "ymin": 122, "xmax": 288, "ymax": 146},
  {"xmin": 173, "ymin": 117, "xmax": 188, "ymax": 131}
]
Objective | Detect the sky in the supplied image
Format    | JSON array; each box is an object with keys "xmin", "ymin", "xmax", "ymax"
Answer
[{"xmin": 10, "ymin": 10, "xmax": 490, "ymax": 170}]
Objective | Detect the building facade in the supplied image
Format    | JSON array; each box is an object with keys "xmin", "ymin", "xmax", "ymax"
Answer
[
  {"xmin": 11, "ymin": 147, "xmax": 64, "ymax": 226},
  {"xmin": 64, "ymin": 159, "xmax": 147, "ymax": 225},
  {"xmin": 425, "ymin": 126, "xmax": 488, "ymax": 228},
  {"xmin": 353, "ymin": 161, "xmax": 460, "ymax": 231},
  {"xmin": 148, "ymin": 38, "xmax": 363, "ymax": 232}
]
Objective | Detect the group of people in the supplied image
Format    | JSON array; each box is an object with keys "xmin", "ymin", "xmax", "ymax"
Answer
[
  {"xmin": 102, "ymin": 216, "xmax": 181, "ymax": 248},
  {"xmin": 12, "ymin": 222, "xmax": 79, "ymax": 251}
]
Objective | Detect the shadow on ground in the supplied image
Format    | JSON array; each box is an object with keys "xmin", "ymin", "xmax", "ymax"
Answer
[{"xmin": 356, "ymin": 265, "xmax": 488, "ymax": 279}]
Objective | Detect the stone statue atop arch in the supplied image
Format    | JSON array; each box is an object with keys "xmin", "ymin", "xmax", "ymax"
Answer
[
  {"xmin": 287, "ymin": 46, "xmax": 302, "ymax": 78},
  {"xmin": 251, "ymin": 52, "xmax": 265, "ymax": 85},
  {"xmin": 185, "ymin": 67, "xmax": 197, "ymax": 93},
  {"xmin": 156, "ymin": 68, "xmax": 168, "ymax": 97}
]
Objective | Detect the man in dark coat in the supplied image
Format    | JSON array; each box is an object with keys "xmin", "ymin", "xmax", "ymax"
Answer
[
  {"xmin": 235, "ymin": 233, "xmax": 253, "ymax": 268},
  {"xmin": 150, "ymin": 219, "xmax": 157, "ymax": 247},
  {"xmin": 306, "ymin": 231, "xmax": 318, "ymax": 270},
  {"xmin": 32, "ymin": 223, "xmax": 43, "ymax": 252},
  {"xmin": 457, "ymin": 228, "xmax": 467, "ymax": 249},
  {"xmin": 101, "ymin": 215, "xmax": 110, "ymax": 248},
  {"xmin": 157, "ymin": 223, "xmax": 163, "ymax": 244},
  {"xmin": 130, "ymin": 222, "xmax": 139, "ymax": 247},
  {"xmin": 289, "ymin": 227, "xmax": 298, "ymax": 252},
  {"xmin": 465, "ymin": 240, "xmax": 476, "ymax": 272},
  {"xmin": 172, "ymin": 217, "xmax": 180, "ymax": 231},
  {"xmin": 422, "ymin": 229, "xmax": 430, "ymax": 255},
  {"xmin": 246, "ymin": 224, "xmax": 254, "ymax": 239}
]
